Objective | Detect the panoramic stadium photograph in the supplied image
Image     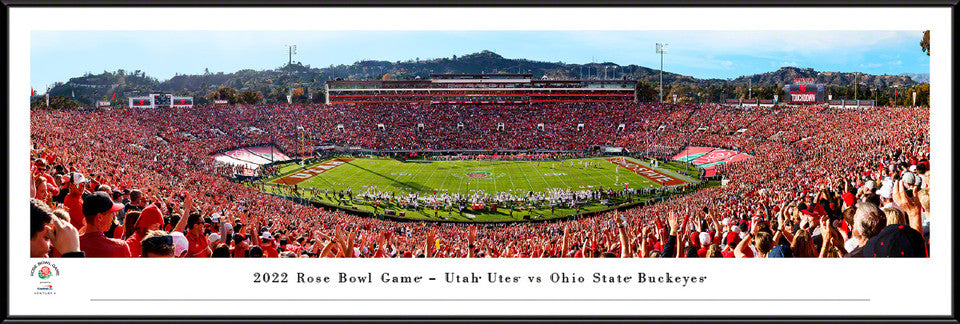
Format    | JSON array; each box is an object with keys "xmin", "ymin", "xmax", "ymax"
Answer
[{"xmin": 28, "ymin": 30, "xmax": 931, "ymax": 259}]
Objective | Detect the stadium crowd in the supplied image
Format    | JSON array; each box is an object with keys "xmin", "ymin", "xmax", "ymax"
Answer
[{"xmin": 30, "ymin": 102, "xmax": 930, "ymax": 258}]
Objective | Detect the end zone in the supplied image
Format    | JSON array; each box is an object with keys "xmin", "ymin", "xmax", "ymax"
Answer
[
  {"xmin": 272, "ymin": 158, "xmax": 354, "ymax": 185},
  {"xmin": 606, "ymin": 158, "xmax": 686, "ymax": 186}
]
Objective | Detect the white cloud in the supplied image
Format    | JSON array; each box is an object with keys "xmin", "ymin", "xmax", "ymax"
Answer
[
  {"xmin": 667, "ymin": 55, "xmax": 740, "ymax": 72},
  {"xmin": 859, "ymin": 60, "xmax": 903, "ymax": 69}
]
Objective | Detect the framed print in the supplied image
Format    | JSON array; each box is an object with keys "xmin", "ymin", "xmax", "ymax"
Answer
[{"xmin": 6, "ymin": 3, "xmax": 955, "ymax": 323}]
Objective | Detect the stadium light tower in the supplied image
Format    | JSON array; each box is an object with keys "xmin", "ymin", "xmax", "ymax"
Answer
[
  {"xmin": 286, "ymin": 45, "xmax": 297, "ymax": 66},
  {"xmin": 854, "ymin": 72, "xmax": 858, "ymax": 101},
  {"xmin": 656, "ymin": 43, "xmax": 668, "ymax": 103}
]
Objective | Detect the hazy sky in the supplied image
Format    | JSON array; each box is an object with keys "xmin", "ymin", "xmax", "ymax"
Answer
[{"xmin": 30, "ymin": 30, "xmax": 929, "ymax": 92}]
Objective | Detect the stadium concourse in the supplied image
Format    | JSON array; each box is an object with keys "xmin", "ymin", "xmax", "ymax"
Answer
[{"xmin": 30, "ymin": 102, "xmax": 930, "ymax": 258}]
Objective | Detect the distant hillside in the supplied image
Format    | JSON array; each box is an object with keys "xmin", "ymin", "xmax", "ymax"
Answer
[
  {"xmin": 899, "ymin": 73, "xmax": 930, "ymax": 83},
  {"xmin": 733, "ymin": 66, "xmax": 918, "ymax": 88},
  {"xmin": 41, "ymin": 51, "xmax": 922, "ymax": 107},
  {"xmin": 363, "ymin": 50, "xmax": 701, "ymax": 85}
]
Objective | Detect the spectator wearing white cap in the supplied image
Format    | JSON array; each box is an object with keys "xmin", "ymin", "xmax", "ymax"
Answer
[
  {"xmin": 696, "ymin": 231, "xmax": 712, "ymax": 257},
  {"xmin": 208, "ymin": 232, "xmax": 221, "ymax": 249},
  {"xmin": 862, "ymin": 180, "xmax": 877, "ymax": 196},
  {"xmin": 876, "ymin": 181, "xmax": 901, "ymax": 212},
  {"xmin": 901, "ymin": 171, "xmax": 921, "ymax": 192},
  {"xmin": 169, "ymin": 232, "xmax": 189, "ymax": 257}
]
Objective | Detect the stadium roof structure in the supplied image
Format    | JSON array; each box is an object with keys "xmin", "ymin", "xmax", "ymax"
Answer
[
  {"xmin": 326, "ymin": 73, "xmax": 637, "ymax": 104},
  {"xmin": 329, "ymin": 80, "xmax": 431, "ymax": 84},
  {"xmin": 429, "ymin": 73, "xmax": 533, "ymax": 79}
]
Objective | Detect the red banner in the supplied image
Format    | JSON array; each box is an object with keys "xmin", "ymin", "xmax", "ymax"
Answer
[
  {"xmin": 692, "ymin": 149, "xmax": 737, "ymax": 165},
  {"xmin": 672, "ymin": 146, "xmax": 714, "ymax": 160}
]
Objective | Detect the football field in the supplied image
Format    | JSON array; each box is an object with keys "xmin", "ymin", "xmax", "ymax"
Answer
[{"xmin": 257, "ymin": 157, "xmax": 699, "ymax": 222}]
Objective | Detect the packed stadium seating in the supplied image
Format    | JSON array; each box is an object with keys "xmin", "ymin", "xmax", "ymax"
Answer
[{"xmin": 29, "ymin": 102, "xmax": 931, "ymax": 258}]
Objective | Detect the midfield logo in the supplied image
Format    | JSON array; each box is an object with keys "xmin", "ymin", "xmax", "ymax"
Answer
[{"xmin": 466, "ymin": 171, "xmax": 492, "ymax": 178}]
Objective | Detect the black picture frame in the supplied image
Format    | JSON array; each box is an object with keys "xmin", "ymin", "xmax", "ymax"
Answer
[{"xmin": 4, "ymin": 1, "xmax": 956, "ymax": 323}]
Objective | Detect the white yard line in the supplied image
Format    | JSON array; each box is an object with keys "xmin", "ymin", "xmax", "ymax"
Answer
[
  {"xmin": 516, "ymin": 161, "xmax": 537, "ymax": 192},
  {"xmin": 528, "ymin": 160, "xmax": 561, "ymax": 190}
]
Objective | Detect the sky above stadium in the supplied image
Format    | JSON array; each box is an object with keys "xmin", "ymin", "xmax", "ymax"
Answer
[{"xmin": 30, "ymin": 30, "xmax": 929, "ymax": 93}]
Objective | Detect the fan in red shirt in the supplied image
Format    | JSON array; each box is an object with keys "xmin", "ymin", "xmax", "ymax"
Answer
[
  {"xmin": 259, "ymin": 232, "xmax": 280, "ymax": 258},
  {"xmin": 125, "ymin": 205, "xmax": 163, "ymax": 257},
  {"xmin": 78, "ymin": 192, "xmax": 131, "ymax": 257},
  {"xmin": 231, "ymin": 234, "xmax": 249, "ymax": 258},
  {"xmin": 33, "ymin": 159, "xmax": 56, "ymax": 189},
  {"xmin": 185, "ymin": 213, "xmax": 212, "ymax": 258},
  {"xmin": 63, "ymin": 178, "xmax": 87, "ymax": 231}
]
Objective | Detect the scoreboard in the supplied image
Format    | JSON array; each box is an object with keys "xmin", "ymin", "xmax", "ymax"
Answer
[
  {"xmin": 784, "ymin": 82, "xmax": 825, "ymax": 104},
  {"xmin": 129, "ymin": 94, "xmax": 193, "ymax": 108},
  {"xmin": 152, "ymin": 94, "xmax": 172, "ymax": 107},
  {"xmin": 130, "ymin": 97, "xmax": 153, "ymax": 108},
  {"xmin": 172, "ymin": 97, "xmax": 193, "ymax": 108}
]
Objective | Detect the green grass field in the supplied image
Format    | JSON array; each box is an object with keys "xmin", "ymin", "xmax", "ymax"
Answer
[{"xmin": 254, "ymin": 157, "xmax": 699, "ymax": 222}]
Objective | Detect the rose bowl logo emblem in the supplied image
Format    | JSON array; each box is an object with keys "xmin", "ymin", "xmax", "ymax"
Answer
[
  {"xmin": 38, "ymin": 266, "xmax": 52, "ymax": 279},
  {"xmin": 30, "ymin": 261, "xmax": 59, "ymax": 295},
  {"xmin": 466, "ymin": 171, "xmax": 491, "ymax": 178}
]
